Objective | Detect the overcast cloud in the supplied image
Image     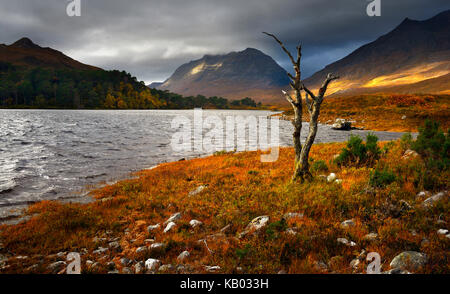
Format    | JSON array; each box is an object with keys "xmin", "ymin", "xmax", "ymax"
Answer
[{"xmin": 0, "ymin": 0, "xmax": 448, "ymax": 84}]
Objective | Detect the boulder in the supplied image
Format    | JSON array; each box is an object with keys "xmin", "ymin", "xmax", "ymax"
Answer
[
  {"xmin": 437, "ymin": 229, "xmax": 448, "ymax": 235},
  {"xmin": 282, "ymin": 212, "xmax": 304, "ymax": 221},
  {"xmin": 164, "ymin": 212, "xmax": 182, "ymax": 224},
  {"xmin": 47, "ymin": 261, "xmax": 66, "ymax": 274},
  {"xmin": 135, "ymin": 246, "xmax": 148, "ymax": 254},
  {"xmin": 147, "ymin": 224, "xmax": 160, "ymax": 232},
  {"xmin": 402, "ymin": 149, "xmax": 419, "ymax": 160},
  {"xmin": 238, "ymin": 216, "xmax": 269, "ymax": 238},
  {"xmin": 163, "ymin": 221, "xmax": 177, "ymax": 233},
  {"xmin": 340, "ymin": 219, "xmax": 355, "ymax": 228},
  {"xmin": 189, "ymin": 219, "xmax": 203, "ymax": 228},
  {"xmin": 422, "ymin": 191, "xmax": 448, "ymax": 208},
  {"xmin": 177, "ymin": 250, "xmax": 190, "ymax": 262},
  {"xmin": 327, "ymin": 173, "xmax": 336, "ymax": 183},
  {"xmin": 189, "ymin": 185, "xmax": 207, "ymax": 196},
  {"xmin": 205, "ymin": 265, "xmax": 221, "ymax": 272},
  {"xmin": 134, "ymin": 261, "xmax": 145, "ymax": 274},
  {"xmin": 363, "ymin": 232, "xmax": 378, "ymax": 241},
  {"xmin": 145, "ymin": 258, "xmax": 161, "ymax": 271},
  {"xmin": 331, "ymin": 118, "xmax": 352, "ymax": 130},
  {"xmin": 390, "ymin": 251, "xmax": 427, "ymax": 272}
]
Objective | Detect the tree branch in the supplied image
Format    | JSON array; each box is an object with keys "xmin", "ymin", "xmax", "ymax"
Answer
[
  {"xmin": 263, "ymin": 32, "xmax": 297, "ymax": 68},
  {"xmin": 282, "ymin": 90, "xmax": 299, "ymax": 107},
  {"xmin": 318, "ymin": 73, "xmax": 339, "ymax": 98},
  {"xmin": 301, "ymin": 83, "xmax": 317, "ymax": 101}
]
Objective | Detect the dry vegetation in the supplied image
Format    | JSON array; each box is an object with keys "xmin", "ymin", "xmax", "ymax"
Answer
[
  {"xmin": 275, "ymin": 94, "xmax": 450, "ymax": 132},
  {"xmin": 0, "ymin": 131, "xmax": 448, "ymax": 274}
]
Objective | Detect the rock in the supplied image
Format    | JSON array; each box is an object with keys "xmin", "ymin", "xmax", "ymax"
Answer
[
  {"xmin": 144, "ymin": 239, "xmax": 155, "ymax": 244},
  {"xmin": 106, "ymin": 261, "xmax": 116, "ymax": 270},
  {"xmin": 93, "ymin": 247, "xmax": 108, "ymax": 254},
  {"xmin": 285, "ymin": 228, "xmax": 298, "ymax": 236},
  {"xmin": 282, "ymin": 212, "xmax": 304, "ymax": 221},
  {"xmin": 145, "ymin": 258, "xmax": 161, "ymax": 271},
  {"xmin": 147, "ymin": 224, "xmax": 160, "ymax": 232},
  {"xmin": 26, "ymin": 264, "xmax": 39, "ymax": 272},
  {"xmin": 390, "ymin": 251, "xmax": 428, "ymax": 272},
  {"xmin": 92, "ymin": 236, "xmax": 107, "ymax": 243},
  {"xmin": 399, "ymin": 200, "xmax": 412, "ymax": 212},
  {"xmin": 56, "ymin": 252, "xmax": 66, "ymax": 259},
  {"xmin": 47, "ymin": 261, "xmax": 66, "ymax": 274},
  {"xmin": 337, "ymin": 238, "xmax": 356, "ymax": 247},
  {"xmin": 437, "ymin": 229, "xmax": 448, "ymax": 235},
  {"xmin": 335, "ymin": 179, "xmax": 342, "ymax": 184},
  {"xmin": 327, "ymin": 173, "xmax": 337, "ymax": 183},
  {"xmin": 122, "ymin": 267, "xmax": 133, "ymax": 274},
  {"xmin": 189, "ymin": 185, "xmax": 207, "ymax": 196},
  {"xmin": 136, "ymin": 246, "xmax": 148, "ymax": 254},
  {"xmin": 107, "ymin": 270, "xmax": 119, "ymax": 274},
  {"xmin": 150, "ymin": 243, "xmax": 165, "ymax": 250},
  {"xmin": 421, "ymin": 238, "xmax": 430, "ymax": 247},
  {"xmin": 120, "ymin": 257, "xmax": 132, "ymax": 267},
  {"xmin": 205, "ymin": 265, "xmax": 221, "ymax": 272},
  {"xmin": 402, "ymin": 149, "xmax": 419, "ymax": 160},
  {"xmin": 340, "ymin": 219, "xmax": 355, "ymax": 228},
  {"xmin": 164, "ymin": 212, "xmax": 182, "ymax": 224},
  {"xmin": 238, "ymin": 215, "xmax": 270, "ymax": 238},
  {"xmin": 401, "ymin": 115, "xmax": 406, "ymax": 120},
  {"xmin": 350, "ymin": 258, "xmax": 360, "ymax": 269},
  {"xmin": 134, "ymin": 261, "xmax": 145, "ymax": 274},
  {"xmin": 158, "ymin": 264, "xmax": 175, "ymax": 272},
  {"xmin": 416, "ymin": 191, "xmax": 430, "ymax": 199},
  {"xmin": 277, "ymin": 270, "xmax": 287, "ymax": 274},
  {"xmin": 163, "ymin": 221, "xmax": 177, "ymax": 233},
  {"xmin": 108, "ymin": 241, "xmax": 121, "ymax": 250},
  {"xmin": 446, "ymin": 234, "xmax": 450, "ymax": 239},
  {"xmin": 177, "ymin": 250, "xmax": 190, "ymax": 262},
  {"xmin": 422, "ymin": 191, "xmax": 448, "ymax": 208},
  {"xmin": 363, "ymin": 232, "xmax": 378, "ymax": 241},
  {"xmin": 189, "ymin": 219, "xmax": 203, "ymax": 228},
  {"xmin": 331, "ymin": 118, "xmax": 352, "ymax": 130},
  {"xmin": 383, "ymin": 268, "xmax": 411, "ymax": 274},
  {"xmin": 313, "ymin": 261, "xmax": 328, "ymax": 271}
]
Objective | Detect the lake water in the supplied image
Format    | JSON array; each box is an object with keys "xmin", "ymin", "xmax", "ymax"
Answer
[{"xmin": 0, "ymin": 109, "xmax": 408, "ymax": 220}]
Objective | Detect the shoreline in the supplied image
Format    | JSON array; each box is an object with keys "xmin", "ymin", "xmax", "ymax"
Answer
[{"xmin": 0, "ymin": 138, "xmax": 448, "ymax": 274}]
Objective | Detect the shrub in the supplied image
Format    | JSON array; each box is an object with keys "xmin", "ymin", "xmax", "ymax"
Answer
[
  {"xmin": 334, "ymin": 134, "xmax": 381, "ymax": 167},
  {"xmin": 369, "ymin": 168, "xmax": 396, "ymax": 188},
  {"xmin": 311, "ymin": 160, "xmax": 329, "ymax": 172},
  {"xmin": 400, "ymin": 132, "xmax": 413, "ymax": 151},
  {"xmin": 412, "ymin": 120, "xmax": 449, "ymax": 171}
]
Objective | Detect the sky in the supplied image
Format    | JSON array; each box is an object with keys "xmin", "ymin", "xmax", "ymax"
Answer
[{"xmin": 0, "ymin": 0, "xmax": 448, "ymax": 84}]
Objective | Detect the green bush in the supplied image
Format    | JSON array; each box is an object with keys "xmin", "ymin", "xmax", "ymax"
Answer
[
  {"xmin": 334, "ymin": 134, "xmax": 381, "ymax": 167},
  {"xmin": 412, "ymin": 120, "xmax": 449, "ymax": 171},
  {"xmin": 311, "ymin": 160, "xmax": 329, "ymax": 172},
  {"xmin": 369, "ymin": 168, "xmax": 396, "ymax": 188},
  {"xmin": 400, "ymin": 133, "xmax": 413, "ymax": 151}
]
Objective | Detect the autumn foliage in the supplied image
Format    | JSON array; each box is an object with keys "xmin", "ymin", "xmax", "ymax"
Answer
[{"xmin": 0, "ymin": 128, "xmax": 448, "ymax": 273}]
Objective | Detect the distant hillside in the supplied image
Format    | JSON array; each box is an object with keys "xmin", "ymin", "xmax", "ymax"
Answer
[
  {"xmin": 0, "ymin": 37, "xmax": 99, "ymax": 71},
  {"xmin": 0, "ymin": 38, "xmax": 261, "ymax": 110},
  {"xmin": 304, "ymin": 10, "xmax": 450, "ymax": 96},
  {"xmin": 152, "ymin": 48, "xmax": 290, "ymax": 103}
]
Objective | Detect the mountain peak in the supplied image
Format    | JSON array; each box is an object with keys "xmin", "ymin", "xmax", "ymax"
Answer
[{"xmin": 10, "ymin": 37, "xmax": 41, "ymax": 49}]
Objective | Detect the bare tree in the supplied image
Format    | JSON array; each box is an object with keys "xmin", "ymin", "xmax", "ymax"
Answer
[{"xmin": 263, "ymin": 32, "xmax": 339, "ymax": 182}]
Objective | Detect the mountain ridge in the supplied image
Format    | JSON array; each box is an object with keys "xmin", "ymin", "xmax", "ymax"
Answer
[
  {"xmin": 152, "ymin": 47, "xmax": 290, "ymax": 103},
  {"xmin": 303, "ymin": 9, "xmax": 450, "ymax": 96}
]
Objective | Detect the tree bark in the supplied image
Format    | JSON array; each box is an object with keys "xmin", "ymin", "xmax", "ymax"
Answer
[{"xmin": 264, "ymin": 32, "xmax": 339, "ymax": 182}]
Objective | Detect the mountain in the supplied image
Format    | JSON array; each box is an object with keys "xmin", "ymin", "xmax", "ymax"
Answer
[
  {"xmin": 304, "ymin": 10, "xmax": 450, "ymax": 96},
  {"xmin": 0, "ymin": 37, "xmax": 99, "ymax": 71},
  {"xmin": 151, "ymin": 48, "xmax": 290, "ymax": 103}
]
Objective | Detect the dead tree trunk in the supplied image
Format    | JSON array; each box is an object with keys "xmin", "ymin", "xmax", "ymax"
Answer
[{"xmin": 264, "ymin": 32, "xmax": 339, "ymax": 182}]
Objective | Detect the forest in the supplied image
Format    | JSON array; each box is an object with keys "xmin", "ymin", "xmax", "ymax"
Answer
[{"xmin": 0, "ymin": 62, "xmax": 261, "ymax": 110}]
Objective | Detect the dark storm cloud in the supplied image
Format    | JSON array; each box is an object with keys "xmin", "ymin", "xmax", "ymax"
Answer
[{"xmin": 0, "ymin": 0, "xmax": 448, "ymax": 83}]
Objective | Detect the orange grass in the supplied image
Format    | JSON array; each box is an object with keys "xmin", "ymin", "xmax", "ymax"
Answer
[
  {"xmin": 0, "ymin": 141, "xmax": 448, "ymax": 274},
  {"xmin": 276, "ymin": 94, "xmax": 450, "ymax": 132}
]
